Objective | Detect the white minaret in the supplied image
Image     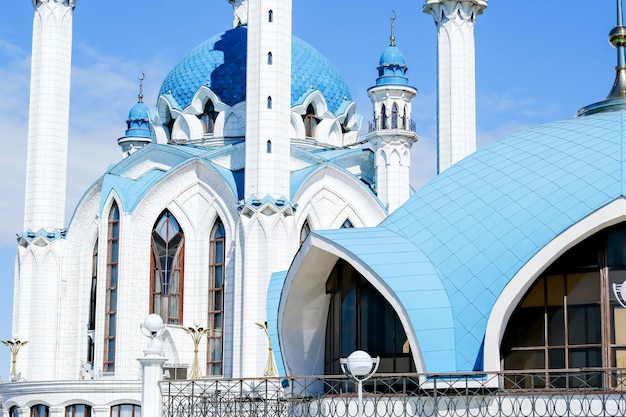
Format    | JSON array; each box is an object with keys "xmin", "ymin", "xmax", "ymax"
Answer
[
  {"xmin": 424, "ymin": 0, "xmax": 486, "ymax": 173},
  {"xmin": 23, "ymin": 0, "xmax": 76, "ymax": 232},
  {"xmin": 366, "ymin": 14, "xmax": 418, "ymax": 213},
  {"xmin": 243, "ymin": 0, "xmax": 292, "ymax": 201}
]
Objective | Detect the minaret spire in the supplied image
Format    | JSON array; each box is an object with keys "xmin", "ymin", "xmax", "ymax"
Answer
[
  {"xmin": 390, "ymin": 11, "xmax": 396, "ymax": 46},
  {"xmin": 577, "ymin": 0, "xmax": 626, "ymax": 116}
]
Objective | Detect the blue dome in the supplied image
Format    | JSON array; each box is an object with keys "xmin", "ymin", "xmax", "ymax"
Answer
[
  {"xmin": 128, "ymin": 102, "xmax": 149, "ymax": 120},
  {"xmin": 379, "ymin": 45, "xmax": 405, "ymax": 66},
  {"xmin": 159, "ymin": 27, "xmax": 352, "ymax": 114},
  {"xmin": 377, "ymin": 110, "xmax": 626, "ymax": 370}
]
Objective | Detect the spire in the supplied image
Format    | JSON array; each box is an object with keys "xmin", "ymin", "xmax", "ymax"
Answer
[
  {"xmin": 138, "ymin": 71, "xmax": 144, "ymax": 104},
  {"xmin": 390, "ymin": 11, "xmax": 396, "ymax": 47},
  {"xmin": 577, "ymin": 0, "xmax": 626, "ymax": 116}
]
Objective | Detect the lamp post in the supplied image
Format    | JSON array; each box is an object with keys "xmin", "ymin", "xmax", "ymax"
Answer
[
  {"xmin": 1, "ymin": 335, "xmax": 28, "ymax": 381},
  {"xmin": 184, "ymin": 321, "xmax": 209, "ymax": 379},
  {"xmin": 340, "ymin": 350, "xmax": 380, "ymax": 417},
  {"xmin": 255, "ymin": 321, "xmax": 278, "ymax": 377}
]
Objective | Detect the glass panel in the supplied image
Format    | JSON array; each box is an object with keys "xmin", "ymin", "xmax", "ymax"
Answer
[
  {"xmin": 546, "ymin": 275, "xmax": 564, "ymax": 306},
  {"xmin": 505, "ymin": 307, "xmax": 544, "ymax": 347},
  {"xmin": 567, "ymin": 272, "xmax": 600, "ymax": 305},
  {"xmin": 608, "ymin": 228, "xmax": 626, "ymax": 266},
  {"xmin": 568, "ymin": 305, "xmax": 601, "ymax": 345},
  {"xmin": 521, "ymin": 277, "xmax": 545, "ymax": 307},
  {"xmin": 614, "ymin": 306, "xmax": 626, "ymax": 345},
  {"xmin": 547, "ymin": 307, "xmax": 564, "ymax": 346}
]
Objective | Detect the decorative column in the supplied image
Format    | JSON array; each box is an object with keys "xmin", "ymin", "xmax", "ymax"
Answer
[
  {"xmin": 138, "ymin": 315, "xmax": 167, "ymax": 417},
  {"xmin": 24, "ymin": 0, "xmax": 77, "ymax": 232},
  {"xmin": 424, "ymin": 0, "xmax": 487, "ymax": 173}
]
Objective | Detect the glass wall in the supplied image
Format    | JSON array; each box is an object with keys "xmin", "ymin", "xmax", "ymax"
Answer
[
  {"xmin": 325, "ymin": 259, "xmax": 415, "ymax": 374},
  {"xmin": 502, "ymin": 222, "xmax": 626, "ymax": 387}
]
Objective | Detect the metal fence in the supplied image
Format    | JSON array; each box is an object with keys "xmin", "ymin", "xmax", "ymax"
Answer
[{"xmin": 162, "ymin": 369, "xmax": 626, "ymax": 417}]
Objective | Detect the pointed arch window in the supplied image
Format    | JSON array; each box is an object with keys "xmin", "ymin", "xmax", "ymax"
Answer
[
  {"xmin": 200, "ymin": 100, "xmax": 217, "ymax": 134},
  {"xmin": 341, "ymin": 219, "xmax": 354, "ymax": 229},
  {"xmin": 151, "ymin": 211, "xmax": 184, "ymax": 325},
  {"xmin": 391, "ymin": 103, "xmax": 398, "ymax": 129},
  {"xmin": 267, "ymin": 96, "xmax": 272, "ymax": 109},
  {"xmin": 267, "ymin": 52, "xmax": 273, "ymax": 65},
  {"xmin": 87, "ymin": 239, "xmax": 98, "ymax": 365},
  {"xmin": 381, "ymin": 104, "xmax": 388, "ymax": 129},
  {"xmin": 268, "ymin": 9, "xmax": 273, "ymax": 22},
  {"xmin": 267, "ymin": 140, "xmax": 272, "ymax": 153},
  {"xmin": 300, "ymin": 220, "xmax": 311, "ymax": 245},
  {"xmin": 402, "ymin": 106, "xmax": 408, "ymax": 129},
  {"xmin": 324, "ymin": 259, "xmax": 415, "ymax": 375},
  {"xmin": 104, "ymin": 203, "xmax": 120, "ymax": 373},
  {"xmin": 304, "ymin": 104, "xmax": 318, "ymax": 138},
  {"xmin": 208, "ymin": 219, "xmax": 225, "ymax": 376}
]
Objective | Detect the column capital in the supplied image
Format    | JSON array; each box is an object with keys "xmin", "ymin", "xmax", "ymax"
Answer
[
  {"xmin": 423, "ymin": 0, "xmax": 487, "ymax": 25},
  {"xmin": 32, "ymin": 0, "xmax": 78, "ymax": 9}
]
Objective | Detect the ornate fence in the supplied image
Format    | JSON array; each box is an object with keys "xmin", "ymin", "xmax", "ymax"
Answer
[{"xmin": 162, "ymin": 369, "xmax": 626, "ymax": 417}]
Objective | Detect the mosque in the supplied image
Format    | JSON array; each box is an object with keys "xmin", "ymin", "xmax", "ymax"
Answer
[{"xmin": 4, "ymin": 0, "xmax": 626, "ymax": 414}]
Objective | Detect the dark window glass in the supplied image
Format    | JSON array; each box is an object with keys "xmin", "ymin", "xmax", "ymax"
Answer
[
  {"xmin": 304, "ymin": 104, "xmax": 318, "ymax": 138},
  {"xmin": 31, "ymin": 405, "xmax": 49, "ymax": 417},
  {"xmin": 300, "ymin": 220, "xmax": 311, "ymax": 245},
  {"xmin": 65, "ymin": 405, "xmax": 92, "ymax": 417},
  {"xmin": 207, "ymin": 219, "xmax": 225, "ymax": 376},
  {"xmin": 104, "ymin": 203, "xmax": 120, "ymax": 373},
  {"xmin": 200, "ymin": 100, "xmax": 217, "ymax": 134}
]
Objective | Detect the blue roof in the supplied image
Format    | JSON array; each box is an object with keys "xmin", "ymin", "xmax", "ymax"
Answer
[
  {"xmin": 312, "ymin": 110, "xmax": 626, "ymax": 372},
  {"xmin": 159, "ymin": 27, "xmax": 353, "ymax": 114}
]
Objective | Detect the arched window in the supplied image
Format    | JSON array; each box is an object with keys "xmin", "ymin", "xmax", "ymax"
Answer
[
  {"xmin": 151, "ymin": 211, "xmax": 184, "ymax": 325},
  {"xmin": 341, "ymin": 219, "xmax": 354, "ymax": 229},
  {"xmin": 267, "ymin": 52, "xmax": 273, "ymax": 65},
  {"xmin": 267, "ymin": 140, "xmax": 272, "ymax": 153},
  {"xmin": 167, "ymin": 115, "xmax": 175, "ymax": 139},
  {"xmin": 268, "ymin": 9, "xmax": 273, "ymax": 22},
  {"xmin": 381, "ymin": 104, "xmax": 387, "ymax": 129},
  {"xmin": 9, "ymin": 406, "xmax": 19, "ymax": 417},
  {"xmin": 403, "ymin": 106, "xmax": 408, "ymax": 129},
  {"xmin": 267, "ymin": 96, "xmax": 272, "ymax": 109},
  {"xmin": 502, "ymin": 222, "xmax": 626, "ymax": 389},
  {"xmin": 304, "ymin": 104, "xmax": 318, "ymax": 138},
  {"xmin": 31, "ymin": 405, "xmax": 49, "ymax": 417},
  {"xmin": 87, "ymin": 239, "xmax": 98, "ymax": 365},
  {"xmin": 65, "ymin": 405, "xmax": 91, "ymax": 417},
  {"xmin": 200, "ymin": 100, "xmax": 217, "ymax": 134},
  {"xmin": 104, "ymin": 203, "xmax": 120, "ymax": 373},
  {"xmin": 391, "ymin": 103, "xmax": 398, "ymax": 129},
  {"xmin": 208, "ymin": 220, "xmax": 225, "ymax": 376},
  {"xmin": 111, "ymin": 405, "xmax": 140, "ymax": 417},
  {"xmin": 324, "ymin": 259, "xmax": 414, "ymax": 375},
  {"xmin": 300, "ymin": 220, "xmax": 311, "ymax": 245}
]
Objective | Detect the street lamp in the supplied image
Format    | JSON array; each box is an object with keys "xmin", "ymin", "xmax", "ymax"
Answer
[
  {"xmin": 340, "ymin": 350, "xmax": 380, "ymax": 417},
  {"xmin": 255, "ymin": 321, "xmax": 278, "ymax": 377},
  {"xmin": 1, "ymin": 335, "xmax": 28, "ymax": 382},
  {"xmin": 184, "ymin": 321, "xmax": 209, "ymax": 379}
]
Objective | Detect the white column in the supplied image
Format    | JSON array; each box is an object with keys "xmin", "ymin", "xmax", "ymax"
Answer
[
  {"xmin": 24, "ymin": 0, "xmax": 76, "ymax": 232},
  {"xmin": 424, "ymin": 0, "xmax": 487, "ymax": 173},
  {"xmin": 244, "ymin": 0, "xmax": 292, "ymax": 200},
  {"xmin": 139, "ymin": 355, "xmax": 168, "ymax": 417}
]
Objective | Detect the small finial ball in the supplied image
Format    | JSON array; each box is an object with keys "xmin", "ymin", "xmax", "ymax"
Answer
[
  {"xmin": 194, "ymin": 320, "xmax": 200, "ymax": 328},
  {"xmin": 610, "ymin": 25, "xmax": 626, "ymax": 48}
]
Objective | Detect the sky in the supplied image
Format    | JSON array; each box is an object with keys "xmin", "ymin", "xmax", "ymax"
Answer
[{"xmin": 0, "ymin": 0, "xmax": 619, "ymax": 381}]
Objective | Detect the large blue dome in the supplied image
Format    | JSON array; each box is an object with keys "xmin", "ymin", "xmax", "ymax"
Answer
[{"xmin": 159, "ymin": 26, "xmax": 352, "ymax": 114}]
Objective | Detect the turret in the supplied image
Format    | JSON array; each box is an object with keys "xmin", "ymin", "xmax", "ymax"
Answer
[
  {"xmin": 366, "ymin": 13, "xmax": 418, "ymax": 213},
  {"xmin": 118, "ymin": 74, "xmax": 153, "ymax": 156}
]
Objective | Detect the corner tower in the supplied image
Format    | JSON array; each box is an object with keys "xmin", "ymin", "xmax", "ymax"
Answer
[
  {"xmin": 24, "ymin": 0, "xmax": 76, "ymax": 233},
  {"xmin": 367, "ymin": 14, "xmax": 418, "ymax": 213},
  {"xmin": 243, "ymin": 0, "xmax": 292, "ymax": 201},
  {"xmin": 424, "ymin": 0, "xmax": 487, "ymax": 174}
]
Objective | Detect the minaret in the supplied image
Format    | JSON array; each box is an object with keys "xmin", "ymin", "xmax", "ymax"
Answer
[
  {"xmin": 23, "ymin": 0, "xmax": 77, "ymax": 232},
  {"xmin": 424, "ymin": 0, "xmax": 487, "ymax": 173},
  {"xmin": 366, "ymin": 13, "xmax": 418, "ymax": 213},
  {"xmin": 243, "ymin": 0, "xmax": 292, "ymax": 201}
]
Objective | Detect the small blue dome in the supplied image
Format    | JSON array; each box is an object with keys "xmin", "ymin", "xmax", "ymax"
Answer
[
  {"xmin": 379, "ymin": 45, "xmax": 406, "ymax": 66},
  {"xmin": 128, "ymin": 102, "xmax": 149, "ymax": 121},
  {"xmin": 159, "ymin": 27, "xmax": 352, "ymax": 114}
]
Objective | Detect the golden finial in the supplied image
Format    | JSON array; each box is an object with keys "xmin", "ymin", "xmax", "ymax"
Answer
[
  {"xmin": 138, "ymin": 72, "xmax": 145, "ymax": 104},
  {"xmin": 390, "ymin": 10, "xmax": 397, "ymax": 47}
]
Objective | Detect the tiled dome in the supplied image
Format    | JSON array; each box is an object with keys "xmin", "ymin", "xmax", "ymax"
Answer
[{"xmin": 159, "ymin": 26, "xmax": 352, "ymax": 114}]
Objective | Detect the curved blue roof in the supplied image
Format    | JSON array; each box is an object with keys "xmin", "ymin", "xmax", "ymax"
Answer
[
  {"xmin": 159, "ymin": 27, "xmax": 352, "ymax": 114},
  {"xmin": 315, "ymin": 110, "xmax": 626, "ymax": 372},
  {"xmin": 379, "ymin": 45, "xmax": 406, "ymax": 66},
  {"xmin": 375, "ymin": 44, "xmax": 410, "ymax": 87}
]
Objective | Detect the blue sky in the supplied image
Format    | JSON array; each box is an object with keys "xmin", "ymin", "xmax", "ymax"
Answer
[{"xmin": 0, "ymin": 0, "xmax": 618, "ymax": 380}]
